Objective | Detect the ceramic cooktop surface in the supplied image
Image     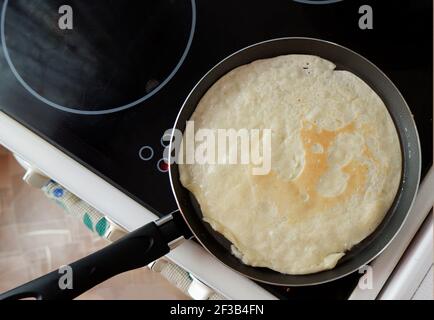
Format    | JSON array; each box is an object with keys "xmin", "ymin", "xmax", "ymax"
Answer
[{"xmin": 0, "ymin": 0, "xmax": 432, "ymax": 299}]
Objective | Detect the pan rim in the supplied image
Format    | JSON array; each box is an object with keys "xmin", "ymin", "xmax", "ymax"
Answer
[{"xmin": 168, "ymin": 36, "xmax": 422, "ymax": 286}]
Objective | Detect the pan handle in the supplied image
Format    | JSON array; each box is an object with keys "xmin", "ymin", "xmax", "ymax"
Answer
[{"xmin": 0, "ymin": 216, "xmax": 184, "ymax": 300}]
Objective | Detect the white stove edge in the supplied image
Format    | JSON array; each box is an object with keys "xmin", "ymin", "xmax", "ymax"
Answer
[
  {"xmin": 1, "ymin": 111, "xmax": 432, "ymax": 300},
  {"xmin": 379, "ymin": 211, "xmax": 433, "ymax": 300}
]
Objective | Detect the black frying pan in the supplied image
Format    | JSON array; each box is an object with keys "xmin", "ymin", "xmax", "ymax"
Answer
[{"xmin": 0, "ymin": 38, "xmax": 421, "ymax": 300}]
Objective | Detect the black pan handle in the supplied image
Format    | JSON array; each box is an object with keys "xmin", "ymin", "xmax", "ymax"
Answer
[{"xmin": 0, "ymin": 216, "xmax": 184, "ymax": 300}]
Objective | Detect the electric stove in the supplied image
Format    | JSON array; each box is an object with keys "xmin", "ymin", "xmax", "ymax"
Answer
[{"xmin": 0, "ymin": 0, "xmax": 432, "ymax": 300}]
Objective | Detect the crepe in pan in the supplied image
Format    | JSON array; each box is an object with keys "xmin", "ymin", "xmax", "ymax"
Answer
[{"xmin": 179, "ymin": 55, "xmax": 402, "ymax": 275}]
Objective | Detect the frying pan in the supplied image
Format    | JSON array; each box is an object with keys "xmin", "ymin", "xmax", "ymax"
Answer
[{"xmin": 0, "ymin": 38, "xmax": 421, "ymax": 300}]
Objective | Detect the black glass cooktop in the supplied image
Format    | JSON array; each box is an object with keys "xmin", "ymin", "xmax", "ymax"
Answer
[{"xmin": 0, "ymin": 0, "xmax": 432, "ymax": 299}]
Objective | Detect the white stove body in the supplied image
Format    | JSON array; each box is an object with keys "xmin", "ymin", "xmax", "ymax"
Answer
[{"xmin": 0, "ymin": 111, "xmax": 432, "ymax": 300}]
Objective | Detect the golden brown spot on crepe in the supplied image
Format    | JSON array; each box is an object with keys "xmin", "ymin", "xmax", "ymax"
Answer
[
  {"xmin": 298, "ymin": 121, "xmax": 355, "ymax": 195},
  {"xmin": 251, "ymin": 121, "xmax": 369, "ymax": 223}
]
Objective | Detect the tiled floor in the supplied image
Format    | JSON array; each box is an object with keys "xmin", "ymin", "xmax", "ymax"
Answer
[{"xmin": 0, "ymin": 146, "xmax": 188, "ymax": 299}]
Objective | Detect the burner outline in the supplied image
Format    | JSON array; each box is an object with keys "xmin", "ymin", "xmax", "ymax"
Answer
[
  {"xmin": 293, "ymin": 0, "xmax": 343, "ymax": 4},
  {"xmin": 1, "ymin": 0, "xmax": 197, "ymax": 115}
]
